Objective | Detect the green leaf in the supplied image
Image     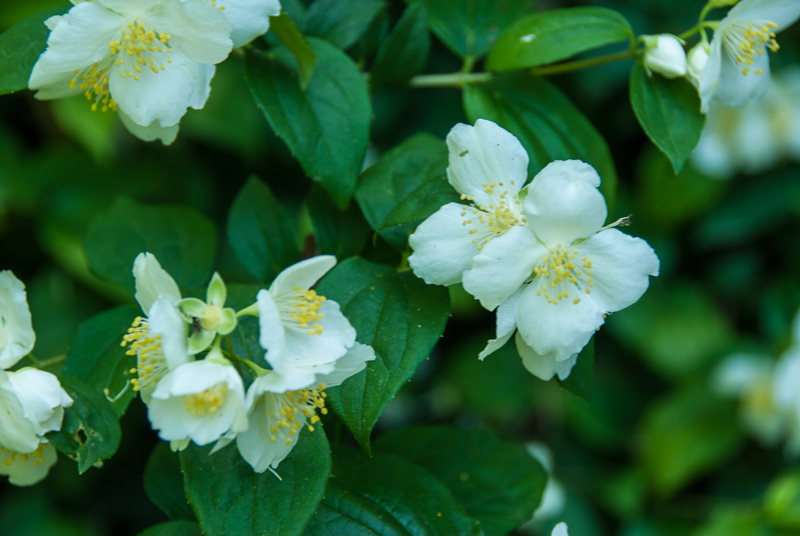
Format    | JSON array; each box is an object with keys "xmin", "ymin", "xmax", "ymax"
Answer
[
  {"xmin": 463, "ymin": 72, "xmax": 618, "ymax": 211},
  {"xmin": 181, "ymin": 427, "xmax": 330, "ymax": 536},
  {"xmin": 144, "ymin": 443, "xmax": 195, "ymax": 522},
  {"xmin": 764, "ymin": 470, "xmax": 800, "ymax": 529},
  {"xmin": 303, "ymin": 448, "xmax": 483, "ymax": 536},
  {"xmin": 308, "ymin": 184, "xmax": 370, "ymax": 259},
  {"xmin": 556, "ymin": 337, "xmax": 594, "ymax": 402},
  {"xmin": 375, "ymin": 427, "xmax": 546, "ymax": 536},
  {"xmin": 226, "ymin": 283, "xmax": 268, "ymax": 368},
  {"xmin": 630, "ymin": 64, "xmax": 706, "ymax": 173},
  {"xmin": 487, "ymin": 7, "xmax": 633, "ymax": 71},
  {"xmin": 135, "ymin": 521, "xmax": 203, "ymax": 536},
  {"xmin": 84, "ymin": 197, "xmax": 217, "ymax": 294},
  {"xmin": 0, "ymin": 5, "xmax": 70, "ymax": 95},
  {"xmin": 48, "ymin": 376, "xmax": 122, "ymax": 474},
  {"xmin": 303, "ymin": 0, "xmax": 387, "ymax": 50},
  {"xmin": 379, "ymin": 175, "xmax": 461, "ymax": 229},
  {"xmin": 269, "ymin": 12, "xmax": 315, "ymax": 90},
  {"xmin": 639, "ymin": 387, "xmax": 743, "ymax": 498},
  {"xmin": 227, "ymin": 176, "xmax": 300, "ymax": 283},
  {"xmin": 316, "ymin": 258, "xmax": 450, "ymax": 453},
  {"xmin": 419, "ymin": 0, "xmax": 537, "ymax": 59},
  {"xmin": 356, "ymin": 133, "xmax": 448, "ymax": 250},
  {"xmin": 63, "ymin": 305, "xmax": 141, "ymax": 417},
  {"xmin": 370, "ymin": 3, "xmax": 431, "ymax": 87},
  {"xmin": 245, "ymin": 39, "xmax": 370, "ymax": 208}
]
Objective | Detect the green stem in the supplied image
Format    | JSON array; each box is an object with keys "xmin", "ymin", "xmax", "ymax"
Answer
[
  {"xmin": 236, "ymin": 302, "xmax": 260, "ymax": 318},
  {"xmin": 29, "ymin": 354, "xmax": 67, "ymax": 369},
  {"xmin": 679, "ymin": 24, "xmax": 703, "ymax": 41},
  {"xmin": 530, "ymin": 50, "xmax": 635, "ymax": 76},
  {"xmin": 408, "ymin": 71, "xmax": 492, "ymax": 88}
]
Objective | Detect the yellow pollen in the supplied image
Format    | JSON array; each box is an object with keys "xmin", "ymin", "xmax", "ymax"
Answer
[
  {"xmin": 532, "ymin": 246, "xmax": 595, "ymax": 305},
  {"xmin": 2, "ymin": 445, "xmax": 46, "ymax": 467},
  {"xmin": 122, "ymin": 317, "xmax": 166, "ymax": 392},
  {"xmin": 727, "ymin": 21, "xmax": 780, "ymax": 75},
  {"xmin": 289, "ymin": 288, "xmax": 327, "ymax": 334},
  {"xmin": 184, "ymin": 384, "xmax": 228, "ymax": 415}
]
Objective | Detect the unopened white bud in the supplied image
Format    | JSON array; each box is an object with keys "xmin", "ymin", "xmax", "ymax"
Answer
[
  {"xmin": 642, "ymin": 34, "xmax": 688, "ymax": 79},
  {"xmin": 687, "ymin": 43, "xmax": 711, "ymax": 86}
]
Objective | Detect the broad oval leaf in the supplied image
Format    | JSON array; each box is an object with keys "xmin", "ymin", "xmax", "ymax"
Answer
[
  {"xmin": 269, "ymin": 12, "xmax": 315, "ymax": 89},
  {"xmin": 63, "ymin": 305, "xmax": 141, "ymax": 417},
  {"xmin": 48, "ymin": 376, "xmax": 122, "ymax": 474},
  {"xmin": 244, "ymin": 38, "xmax": 370, "ymax": 208},
  {"xmin": 630, "ymin": 64, "xmax": 705, "ymax": 173},
  {"xmin": 487, "ymin": 7, "xmax": 634, "ymax": 72},
  {"xmin": 303, "ymin": 0, "xmax": 387, "ymax": 50},
  {"xmin": 375, "ymin": 426, "xmax": 547, "ymax": 536},
  {"xmin": 463, "ymin": 72, "xmax": 617, "ymax": 211},
  {"xmin": 144, "ymin": 443, "xmax": 195, "ymax": 522},
  {"xmin": 0, "ymin": 4, "xmax": 70, "ymax": 95},
  {"xmin": 303, "ymin": 448, "xmax": 483, "ymax": 536},
  {"xmin": 308, "ymin": 184, "xmax": 371, "ymax": 260},
  {"xmin": 370, "ymin": 3, "xmax": 431, "ymax": 87},
  {"xmin": 227, "ymin": 176, "xmax": 300, "ymax": 283},
  {"xmin": 84, "ymin": 197, "xmax": 217, "ymax": 294},
  {"xmin": 316, "ymin": 258, "xmax": 450, "ymax": 453},
  {"xmin": 181, "ymin": 426, "xmax": 331, "ymax": 536}
]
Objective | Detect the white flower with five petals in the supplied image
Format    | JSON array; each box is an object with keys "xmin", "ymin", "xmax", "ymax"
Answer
[
  {"xmin": 698, "ymin": 0, "xmax": 800, "ymax": 111},
  {"xmin": 28, "ymin": 0, "xmax": 234, "ymax": 144},
  {"xmin": 0, "ymin": 271, "xmax": 36, "ymax": 369}
]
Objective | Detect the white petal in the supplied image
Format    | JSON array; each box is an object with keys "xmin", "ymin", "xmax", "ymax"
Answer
[
  {"xmin": 478, "ymin": 288, "xmax": 522, "ymax": 360},
  {"xmin": 315, "ymin": 342, "xmax": 377, "ymax": 388},
  {"xmin": 118, "ymin": 111, "xmax": 180, "ymax": 144},
  {"xmin": 773, "ymin": 347, "xmax": 800, "ymax": 412},
  {"xmin": 8, "ymin": 369, "xmax": 72, "ymax": 437},
  {"xmin": 110, "ymin": 52, "xmax": 215, "ymax": 128},
  {"xmin": 524, "ymin": 160, "xmax": 607, "ymax": 246},
  {"xmin": 133, "ymin": 252, "xmax": 181, "ymax": 314},
  {"xmin": 576, "ymin": 229, "xmax": 659, "ymax": 313},
  {"xmin": 257, "ymin": 288, "xmax": 287, "ymax": 361},
  {"xmin": 462, "ymin": 226, "xmax": 546, "ymax": 311},
  {"xmin": 0, "ymin": 271, "xmax": 36, "ymax": 369},
  {"xmin": 516, "ymin": 332, "xmax": 578, "ymax": 381},
  {"xmin": 552, "ymin": 522, "xmax": 570, "ymax": 536},
  {"xmin": 714, "ymin": 37, "xmax": 770, "ymax": 107},
  {"xmin": 515, "ymin": 284, "xmax": 605, "ymax": 363},
  {"xmin": 147, "ymin": 297, "xmax": 190, "ymax": 371},
  {"xmin": 269, "ymin": 256, "xmax": 337, "ymax": 297},
  {"xmin": 223, "ymin": 0, "xmax": 282, "ymax": 47},
  {"xmin": 727, "ymin": 0, "xmax": 800, "ymax": 29},
  {"xmin": 446, "ymin": 119, "xmax": 528, "ymax": 209},
  {"xmin": 699, "ymin": 37, "xmax": 723, "ymax": 113},
  {"xmin": 278, "ymin": 300, "xmax": 355, "ymax": 371},
  {"xmin": 408, "ymin": 203, "xmax": 492, "ymax": 287},
  {"xmin": 237, "ymin": 392, "xmax": 296, "ymax": 472},
  {"xmin": 711, "ymin": 354, "xmax": 772, "ymax": 397},
  {"xmin": 0, "ymin": 442, "xmax": 58, "ymax": 486},
  {"xmin": 0, "ymin": 370, "xmax": 40, "ymax": 454},
  {"xmin": 148, "ymin": 0, "xmax": 233, "ymax": 64}
]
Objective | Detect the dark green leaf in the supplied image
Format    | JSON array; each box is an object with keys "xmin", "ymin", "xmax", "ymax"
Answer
[
  {"xmin": 245, "ymin": 39, "xmax": 370, "ymax": 208},
  {"xmin": 303, "ymin": 448, "xmax": 483, "ymax": 536},
  {"xmin": 303, "ymin": 0, "xmax": 387, "ymax": 50},
  {"xmin": 356, "ymin": 133, "xmax": 448, "ymax": 250},
  {"xmin": 227, "ymin": 176, "xmax": 300, "ymax": 283},
  {"xmin": 63, "ymin": 305, "xmax": 141, "ymax": 417},
  {"xmin": 181, "ymin": 427, "xmax": 330, "ymax": 536},
  {"xmin": 419, "ymin": 0, "xmax": 537, "ymax": 59},
  {"xmin": 556, "ymin": 337, "xmax": 594, "ymax": 402},
  {"xmin": 48, "ymin": 376, "xmax": 122, "ymax": 474},
  {"xmin": 84, "ymin": 197, "xmax": 217, "ymax": 294},
  {"xmin": 144, "ymin": 443, "xmax": 195, "ymax": 522},
  {"xmin": 376, "ymin": 427, "xmax": 546, "ymax": 536},
  {"xmin": 0, "ymin": 5, "xmax": 70, "ymax": 95},
  {"xmin": 308, "ymin": 184, "xmax": 370, "ymax": 259},
  {"xmin": 380, "ymin": 175, "xmax": 461, "ymax": 229},
  {"xmin": 371, "ymin": 3, "xmax": 431, "ymax": 87},
  {"xmin": 765, "ymin": 470, "xmax": 800, "ymax": 528},
  {"xmin": 269, "ymin": 12, "xmax": 315, "ymax": 89},
  {"xmin": 135, "ymin": 521, "xmax": 202, "ymax": 536},
  {"xmin": 639, "ymin": 387, "xmax": 743, "ymax": 497},
  {"xmin": 630, "ymin": 64, "xmax": 705, "ymax": 173},
  {"xmin": 487, "ymin": 7, "xmax": 633, "ymax": 71},
  {"xmin": 464, "ymin": 72, "xmax": 617, "ymax": 211},
  {"xmin": 316, "ymin": 258, "xmax": 450, "ymax": 453},
  {"xmin": 226, "ymin": 283, "xmax": 268, "ymax": 369}
]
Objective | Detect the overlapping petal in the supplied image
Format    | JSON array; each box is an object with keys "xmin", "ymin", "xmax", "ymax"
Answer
[
  {"xmin": 133, "ymin": 252, "xmax": 182, "ymax": 314},
  {"xmin": 270, "ymin": 255, "xmax": 336, "ymax": 297},
  {"xmin": 218, "ymin": 0, "xmax": 282, "ymax": 47},
  {"xmin": 516, "ymin": 332, "xmax": 578, "ymax": 381},
  {"xmin": 0, "ymin": 271, "xmax": 36, "ymax": 369},
  {"xmin": 478, "ymin": 288, "xmax": 522, "ymax": 360}
]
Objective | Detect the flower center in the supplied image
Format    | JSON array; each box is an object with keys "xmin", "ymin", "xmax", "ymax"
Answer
[
  {"xmin": 69, "ymin": 63, "xmax": 117, "ymax": 112},
  {"xmin": 725, "ymin": 21, "xmax": 779, "ymax": 76},
  {"xmin": 268, "ymin": 383, "xmax": 328, "ymax": 446},
  {"xmin": 459, "ymin": 180, "xmax": 525, "ymax": 251},
  {"xmin": 110, "ymin": 21, "xmax": 173, "ymax": 79},
  {"xmin": 122, "ymin": 316, "xmax": 167, "ymax": 392},
  {"xmin": 184, "ymin": 384, "xmax": 228, "ymax": 415},
  {"xmin": 1, "ymin": 444, "xmax": 46, "ymax": 467},
  {"xmin": 531, "ymin": 245, "xmax": 594, "ymax": 305},
  {"xmin": 286, "ymin": 288, "xmax": 326, "ymax": 335},
  {"xmin": 199, "ymin": 304, "xmax": 223, "ymax": 332}
]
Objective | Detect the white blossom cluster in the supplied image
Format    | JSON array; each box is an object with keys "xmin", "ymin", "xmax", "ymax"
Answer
[
  {"xmin": 125, "ymin": 253, "xmax": 375, "ymax": 472},
  {"xmin": 0, "ymin": 271, "xmax": 73, "ymax": 486},
  {"xmin": 28, "ymin": 0, "xmax": 282, "ymax": 144},
  {"xmin": 408, "ymin": 119, "xmax": 659, "ymax": 381}
]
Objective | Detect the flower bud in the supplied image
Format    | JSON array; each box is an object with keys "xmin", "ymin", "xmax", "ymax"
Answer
[
  {"xmin": 642, "ymin": 34, "xmax": 688, "ymax": 79},
  {"xmin": 687, "ymin": 43, "xmax": 711, "ymax": 86}
]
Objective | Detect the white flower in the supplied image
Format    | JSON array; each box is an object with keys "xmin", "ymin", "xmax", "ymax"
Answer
[
  {"xmin": 28, "ymin": 0, "xmax": 234, "ymax": 144},
  {"xmin": 189, "ymin": 0, "xmax": 282, "ymax": 48},
  {"xmin": 147, "ymin": 358, "xmax": 247, "ymax": 447},
  {"xmin": 0, "ymin": 271, "xmax": 36, "ymax": 369},
  {"xmin": 236, "ymin": 342, "xmax": 375, "ymax": 472},
  {"xmin": 642, "ymin": 34, "xmax": 687, "ymax": 79},
  {"xmin": 124, "ymin": 253, "xmax": 190, "ymax": 404},
  {"xmin": 698, "ymin": 0, "xmax": 800, "ymax": 111},
  {"xmin": 0, "ymin": 368, "xmax": 72, "ymax": 486},
  {"xmin": 178, "ymin": 272, "xmax": 237, "ymax": 354},
  {"xmin": 686, "ymin": 43, "xmax": 710, "ymax": 87},
  {"xmin": 408, "ymin": 119, "xmax": 529, "ymax": 287},
  {"xmin": 470, "ymin": 160, "xmax": 659, "ymax": 381},
  {"xmin": 552, "ymin": 522, "xmax": 569, "ymax": 536},
  {"xmin": 256, "ymin": 255, "xmax": 358, "ymax": 391}
]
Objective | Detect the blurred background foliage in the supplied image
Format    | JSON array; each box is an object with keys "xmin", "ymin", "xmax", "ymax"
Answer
[{"xmin": 2, "ymin": 0, "xmax": 800, "ymax": 535}]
